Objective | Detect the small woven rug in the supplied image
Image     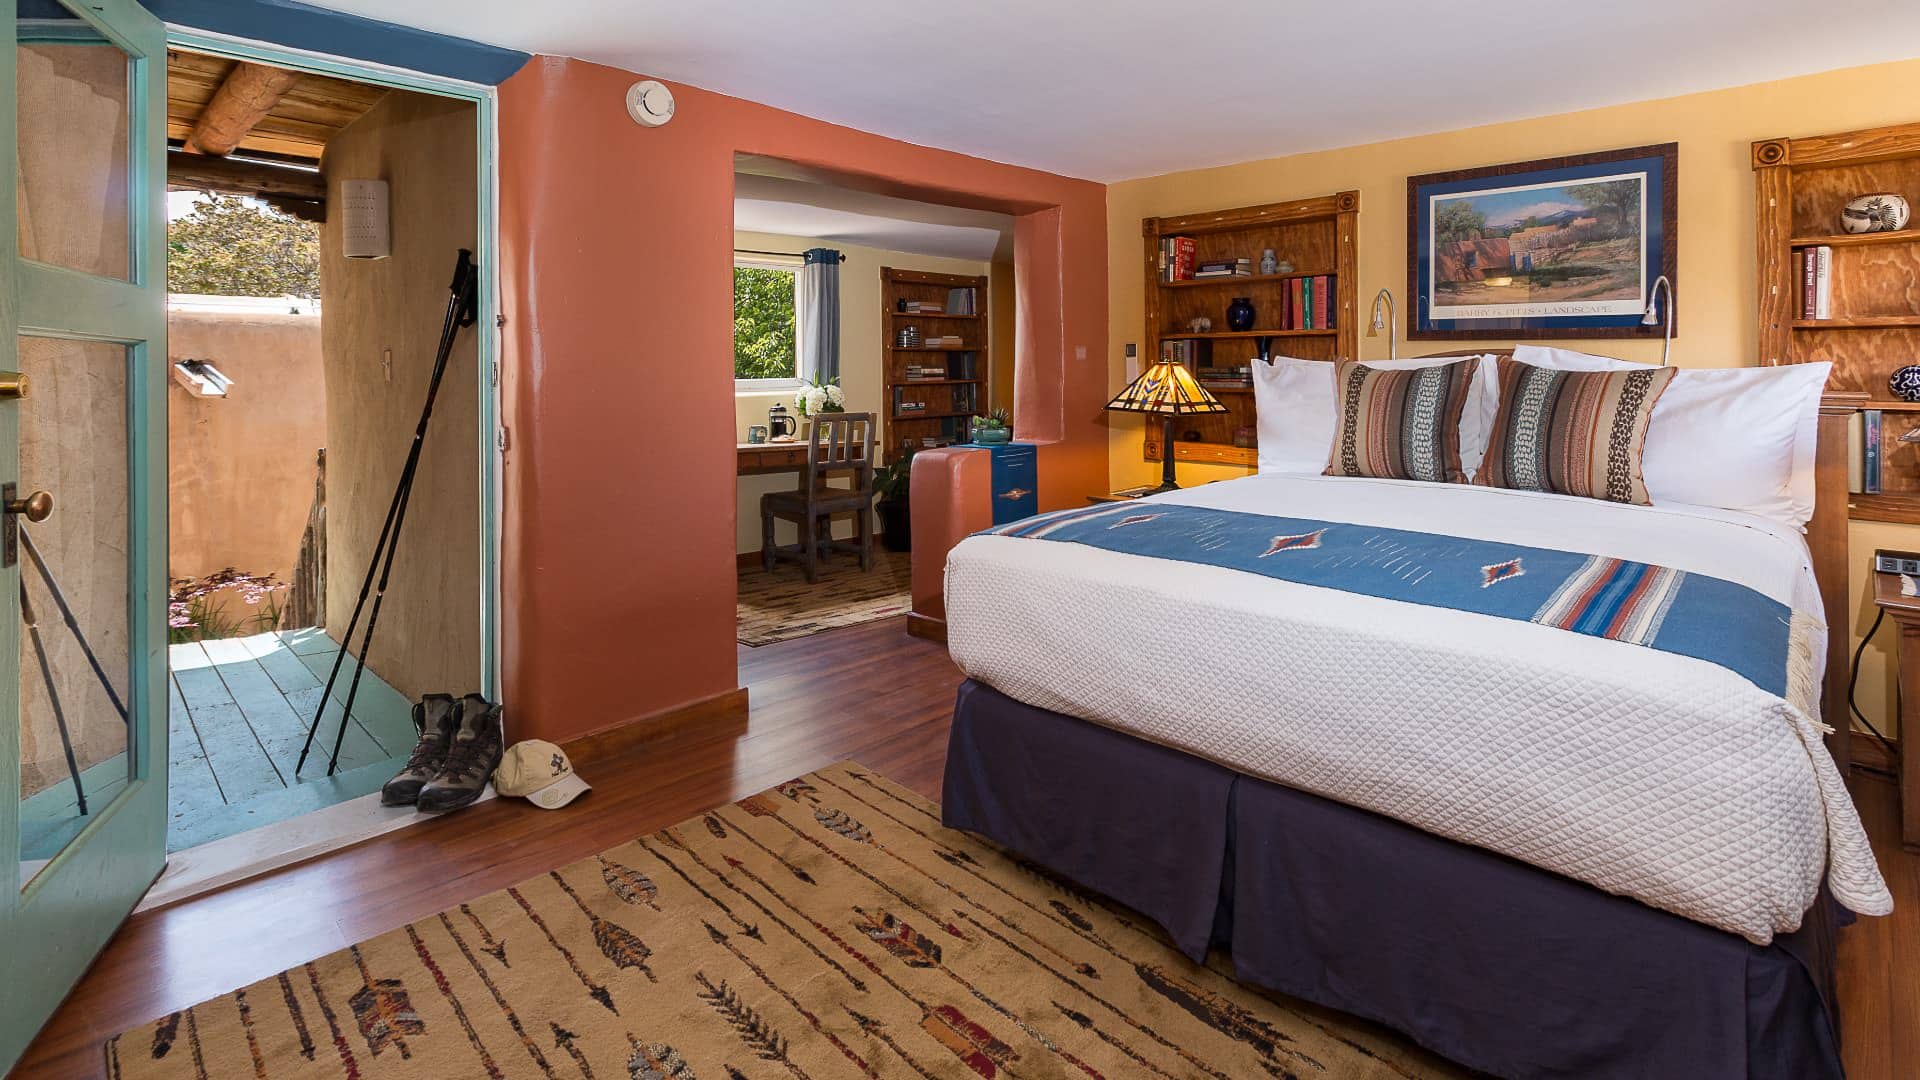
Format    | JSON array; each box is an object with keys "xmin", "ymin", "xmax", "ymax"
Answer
[
  {"xmin": 736, "ymin": 548, "xmax": 910, "ymax": 646},
  {"xmin": 107, "ymin": 763, "xmax": 1464, "ymax": 1079}
]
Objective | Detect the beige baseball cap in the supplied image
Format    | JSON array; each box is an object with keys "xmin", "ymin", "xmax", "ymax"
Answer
[{"xmin": 493, "ymin": 740, "xmax": 591, "ymax": 810}]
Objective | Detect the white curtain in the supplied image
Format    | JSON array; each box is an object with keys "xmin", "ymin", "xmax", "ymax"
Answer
[{"xmin": 799, "ymin": 248, "xmax": 841, "ymax": 381}]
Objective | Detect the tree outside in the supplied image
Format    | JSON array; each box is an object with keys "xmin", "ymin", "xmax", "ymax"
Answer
[
  {"xmin": 734, "ymin": 266, "xmax": 797, "ymax": 380},
  {"xmin": 167, "ymin": 193, "xmax": 321, "ymax": 298}
]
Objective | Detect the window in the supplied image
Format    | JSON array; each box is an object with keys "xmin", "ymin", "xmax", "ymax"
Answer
[{"xmin": 734, "ymin": 260, "xmax": 801, "ymax": 391}]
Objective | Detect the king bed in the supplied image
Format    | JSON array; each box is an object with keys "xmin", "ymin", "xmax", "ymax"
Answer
[{"xmin": 936, "ymin": 349, "xmax": 1890, "ymax": 1079}]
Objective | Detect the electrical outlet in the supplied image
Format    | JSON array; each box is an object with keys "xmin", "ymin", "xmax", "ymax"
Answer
[{"xmin": 381, "ymin": 348, "xmax": 393, "ymax": 382}]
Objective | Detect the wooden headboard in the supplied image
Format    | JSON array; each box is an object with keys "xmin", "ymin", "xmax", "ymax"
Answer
[{"xmin": 1409, "ymin": 351, "xmax": 1856, "ymax": 760}]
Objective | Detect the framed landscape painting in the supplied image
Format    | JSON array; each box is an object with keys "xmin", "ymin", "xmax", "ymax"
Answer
[{"xmin": 1407, "ymin": 143, "xmax": 1677, "ymax": 340}]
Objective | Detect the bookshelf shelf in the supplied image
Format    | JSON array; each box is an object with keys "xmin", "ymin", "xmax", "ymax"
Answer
[
  {"xmin": 1792, "ymin": 316, "xmax": 1920, "ymax": 330},
  {"xmin": 1161, "ymin": 329, "xmax": 1337, "ymax": 340},
  {"xmin": 1161, "ymin": 268, "xmax": 1335, "ymax": 289},
  {"xmin": 1788, "ymin": 231, "xmax": 1920, "ymax": 249},
  {"xmin": 882, "ymin": 266, "xmax": 988, "ymax": 460},
  {"xmin": 1142, "ymin": 191, "xmax": 1359, "ymax": 467},
  {"xmin": 1756, "ymin": 122, "xmax": 1920, "ymax": 521}
]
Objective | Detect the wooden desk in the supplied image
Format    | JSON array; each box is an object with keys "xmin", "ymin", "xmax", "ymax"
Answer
[
  {"xmin": 1870, "ymin": 569, "xmax": 1920, "ymax": 851},
  {"xmin": 737, "ymin": 442, "xmax": 809, "ymax": 475}
]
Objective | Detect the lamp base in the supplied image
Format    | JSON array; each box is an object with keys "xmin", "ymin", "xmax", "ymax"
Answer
[{"xmin": 1156, "ymin": 417, "xmax": 1181, "ymax": 491}]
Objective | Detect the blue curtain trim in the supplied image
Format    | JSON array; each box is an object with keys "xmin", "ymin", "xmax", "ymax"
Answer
[{"xmin": 139, "ymin": 0, "xmax": 530, "ymax": 86}]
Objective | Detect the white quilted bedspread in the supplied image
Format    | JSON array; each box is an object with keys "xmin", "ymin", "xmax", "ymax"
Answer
[{"xmin": 944, "ymin": 474, "xmax": 1892, "ymax": 943}]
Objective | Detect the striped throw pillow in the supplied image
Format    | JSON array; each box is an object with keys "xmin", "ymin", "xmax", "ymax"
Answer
[
  {"xmin": 1479, "ymin": 358, "xmax": 1678, "ymax": 504},
  {"xmin": 1323, "ymin": 359, "xmax": 1477, "ymax": 484}
]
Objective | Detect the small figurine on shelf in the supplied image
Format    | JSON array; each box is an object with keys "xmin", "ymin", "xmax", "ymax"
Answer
[
  {"xmin": 1188, "ymin": 316, "xmax": 1213, "ymax": 334},
  {"xmin": 1842, "ymin": 193, "xmax": 1911, "ymax": 234},
  {"xmin": 1259, "ymin": 248, "xmax": 1279, "ymax": 276}
]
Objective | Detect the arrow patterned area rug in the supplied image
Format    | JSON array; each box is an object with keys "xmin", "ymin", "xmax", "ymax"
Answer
[{"xmin": 107, "ymin": 762, "xmax": 1463, "ymax": 1079}]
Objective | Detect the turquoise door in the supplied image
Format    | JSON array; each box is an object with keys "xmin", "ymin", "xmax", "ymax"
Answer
[{"xmin": 1, "ymin": 0, "xmax": 167, "ymax": 1068}]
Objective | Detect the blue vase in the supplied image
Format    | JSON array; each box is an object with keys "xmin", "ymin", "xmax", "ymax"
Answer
[{"xmin": 1226, "ymin": 296, "xmax": 1256, "ymax": 332}]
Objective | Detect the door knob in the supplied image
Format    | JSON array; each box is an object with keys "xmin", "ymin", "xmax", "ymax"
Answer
[
  {"xmin": 5, "ymin": 489, "xmax": 52, "ymax": 521},
  {"xmin": 0, "ymin": 371, "xmax": 27, "ymax": 399}
]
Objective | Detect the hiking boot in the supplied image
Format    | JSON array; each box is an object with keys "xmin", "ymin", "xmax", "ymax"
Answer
[
  {"xmin": 380, "ymin": 694, "xmax": 459, "ymax": 806},
  {"xmin": 417, "ymin": 694, "xmax": 504, "ymax": 813}
]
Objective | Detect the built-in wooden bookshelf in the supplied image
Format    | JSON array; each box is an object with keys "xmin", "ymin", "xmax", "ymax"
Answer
[
  {"xmin": 881, "ymin": 267, "xmax": 988, "ymax": 462},
  {"xmin": 1755, "ymin": 122, "xmax": 1920, "ymax": 523},
  {"xmin": 1140, "ymin": 192, "xmax": 1359, "ymax": 468}
]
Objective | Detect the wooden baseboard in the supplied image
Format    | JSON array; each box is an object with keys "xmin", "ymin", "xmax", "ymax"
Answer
[
  {"xmin": 560, "ymin": 686, "xmax": 750, "ymax": 765},
  {"xmin": 1854, "ymin": 731, "xmax": 1900, "ymax": 776},
  {"xmin": 906, "ymin": 612, "xmax": 946, "ymax": 644}
]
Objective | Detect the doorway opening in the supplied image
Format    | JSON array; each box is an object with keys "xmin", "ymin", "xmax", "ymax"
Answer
[
  {"xmin": 11, "ymin": 45, "xmax": 489, "ymax": 887},
  {"xmin": 730, "ymin": 161, "xmax": 1015, "ymax": 648}
]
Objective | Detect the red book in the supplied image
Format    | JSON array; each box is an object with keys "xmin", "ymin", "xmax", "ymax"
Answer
[{"xmin": 1312, "ymin": 276, "xmax": 1329, "ymax": 329}]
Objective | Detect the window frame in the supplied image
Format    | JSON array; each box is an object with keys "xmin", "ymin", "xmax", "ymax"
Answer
[{"xmin": 732, "ymin": 255, "xmax": 804, "ymax": 394}]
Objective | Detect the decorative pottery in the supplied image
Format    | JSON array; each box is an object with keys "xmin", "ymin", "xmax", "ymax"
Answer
[
  {"xmin": 1259, "ymin": 248, "xmax": 1279, "ymax": 275},
  {"xmin": 973, "ymin": 426, "xmax": 1012, "ymax": 445},
  {"xmin": 1226, "ymin": 296, "xmax": 1257, "ymax": 332},
  {"xmin": 1841, "ymin": 193, "xmax": 1910, "ymax": 234},
  {"xmin": 766, "ymin": 402, "xmax": 797, "ymax": 442},
  {"xmin": 1274, "ymin": 258, "xmax": 1294, "ymax": 274},
  {"xmin": 1188, "ymin": 316, "xmax": 1213, "ymax": 334},
  {"xmin": 1889, "ymin": 364, "xmax": 1920, "ymax": 403}
]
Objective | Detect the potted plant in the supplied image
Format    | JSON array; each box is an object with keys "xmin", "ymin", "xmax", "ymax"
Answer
[
  {"xmin": 970, "ymin": 407, "xmax": 1012, "ymax": 445},
  {"xmin": 875, "ymin": 453, "xmax": 914, "ymax": 552}
]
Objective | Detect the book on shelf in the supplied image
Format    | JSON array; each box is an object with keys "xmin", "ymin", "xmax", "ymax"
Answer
[
  {"xmin": 1160, "ymin": 339, "xmax": 1204, "ymax": 367},
  {"xmin": 1799, "ymin": 245, "xmax": 1832, "ymax": 319},
  {"xmin": 1864, "ymin": 408, "xmax": 1883, "ymax": 494},
  {"xmin": 945, "ymin": 287, "xmax": 978, "ymax": 315},
  {"xmin": 1158, "ymin": 235, "xmax": 1197, "ymax": 283},
  {"xmin": 1275, "ymin": 274, "xmax": 1337, "ymax": 331},
  {"xmin": 1193, "ymin": 258, "xmax": 1253, "ymax": 279},
  {"xmin": 904, "ymin": 301, "xmax": 946, "ymax": 314}
]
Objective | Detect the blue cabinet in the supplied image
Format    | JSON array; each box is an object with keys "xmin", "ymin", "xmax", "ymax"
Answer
[{"xmin": 966, "ymin": 441, "xmax": 1038, "ymax": 524}]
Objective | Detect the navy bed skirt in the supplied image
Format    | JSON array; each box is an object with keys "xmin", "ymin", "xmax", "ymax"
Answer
[{"xmin": 940, "ymin": 679, "xmax": 1845, "ymax": 1080}]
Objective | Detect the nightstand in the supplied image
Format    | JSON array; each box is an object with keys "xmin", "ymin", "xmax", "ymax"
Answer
[
  {"xmin": 1869, "ymin": 569, "xmax": 1920, "ymax": 851},
  {"xmin": 1087, "ymin": 486, "xmax": 1158, "ymax": 505}
]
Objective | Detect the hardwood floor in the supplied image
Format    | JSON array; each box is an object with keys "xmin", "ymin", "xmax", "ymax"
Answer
[{"xmin": 15, "ymin": 619, "xmax": 1920, "ymax": 1078}]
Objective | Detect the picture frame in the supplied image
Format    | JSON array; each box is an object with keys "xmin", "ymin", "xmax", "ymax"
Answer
[{"xmin": 1406, "ymin": 143, "xmax": 1677, "ymax": 340}]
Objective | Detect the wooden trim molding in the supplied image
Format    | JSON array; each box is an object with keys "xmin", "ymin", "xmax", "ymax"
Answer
[{"xmin": 559, "ymin": 686, "xmax": 749, "ymax": 765}]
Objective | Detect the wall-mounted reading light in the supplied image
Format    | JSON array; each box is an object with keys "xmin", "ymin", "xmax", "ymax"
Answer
[
  {"xmin": 339, "ymin": 179, "xmax": 390, "ymax": 260},
  {"xmin": 1367, "ymin": 288, "xmax": 1397, "ymax": 361},
  {"xmin": 1641, "ymin": 275, "xmax": 1674, "ymax": 366}
]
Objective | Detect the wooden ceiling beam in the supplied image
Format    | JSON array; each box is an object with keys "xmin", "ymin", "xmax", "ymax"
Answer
[
  {"xmin": 168, "ymin": 150, "xmax": 327, "ymax": 222},
  {"xmin": 185, "ymin": 61, "xmax": 301, "ymax": 157}
]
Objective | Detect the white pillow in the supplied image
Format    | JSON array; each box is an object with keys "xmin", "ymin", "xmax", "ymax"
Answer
[
  {"xmin": 1510, "ymin": 344, "xmax": 1656, "ymax": 371},
  {"xmin": 1253, "ymin": 354, "xmax": 1495, "ymax": 479},
  {"xmin": 1641, "ymin": 363, "xmax": 1831, "ymax": 528},
  {"xmin": 1508, "ymin": 345, "xmax": 1829, "ymax": 528}
]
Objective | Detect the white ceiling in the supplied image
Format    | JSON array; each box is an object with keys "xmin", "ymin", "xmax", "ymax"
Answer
[
  {"xmin": 308, "ymin": 0, "xmax": 1920, "ymax": 182},
  {"xmin": 734, "ymin": 174, "xmax": 1013, "ymax": 262}
]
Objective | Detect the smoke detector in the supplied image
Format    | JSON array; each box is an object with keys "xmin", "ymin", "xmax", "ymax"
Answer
[{"xmin": 625, "ymin": 80, "xmax": 675, "ymax": 128}]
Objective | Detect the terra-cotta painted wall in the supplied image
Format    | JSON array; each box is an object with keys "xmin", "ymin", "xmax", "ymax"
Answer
[{"xmin": 496, "ymin": 56, "xmax": 1106, "ymax": 744}]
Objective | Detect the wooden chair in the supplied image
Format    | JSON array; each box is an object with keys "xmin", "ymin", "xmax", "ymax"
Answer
[{"xmin": 761, "ymin": 412, "xmax": 876, "ymax": 583}]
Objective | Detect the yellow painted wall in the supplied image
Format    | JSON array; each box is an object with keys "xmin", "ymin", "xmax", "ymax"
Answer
[
  {"xmin": 731, "ymin": 231, "xmax": 995, "ymax": 554},
  {"xmin": 1105, "ymin": 57, "xmax": 1920, "ymax": 737}
]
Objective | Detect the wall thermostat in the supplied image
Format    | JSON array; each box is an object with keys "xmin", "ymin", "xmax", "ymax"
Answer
[
  {"xmin": 1874, "ymin": 549, "xmax": 1920, "ymax": 575},
  {"xmin": 626, "ymin": 80, "xmax": 675, "ymax": 127}
]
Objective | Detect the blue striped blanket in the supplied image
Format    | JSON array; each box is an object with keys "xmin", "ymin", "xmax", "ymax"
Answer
[{"xmin": 987, "ymin": 502, "xmax": 1802, "ymax": 701}]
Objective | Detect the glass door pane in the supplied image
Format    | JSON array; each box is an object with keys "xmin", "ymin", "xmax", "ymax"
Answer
[
  {"xmin": 15, "ymin": 335, "xmax": 132, "ymax": 890},
  {"xmin": 16, "ymin": 4, "xmax": 133, "ymax": 281}
]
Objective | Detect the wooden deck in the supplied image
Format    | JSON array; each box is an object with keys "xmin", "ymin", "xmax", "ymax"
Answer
[{"xmin": 19, "ymin": 629, "xmax": 419, "ymax": 860}]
